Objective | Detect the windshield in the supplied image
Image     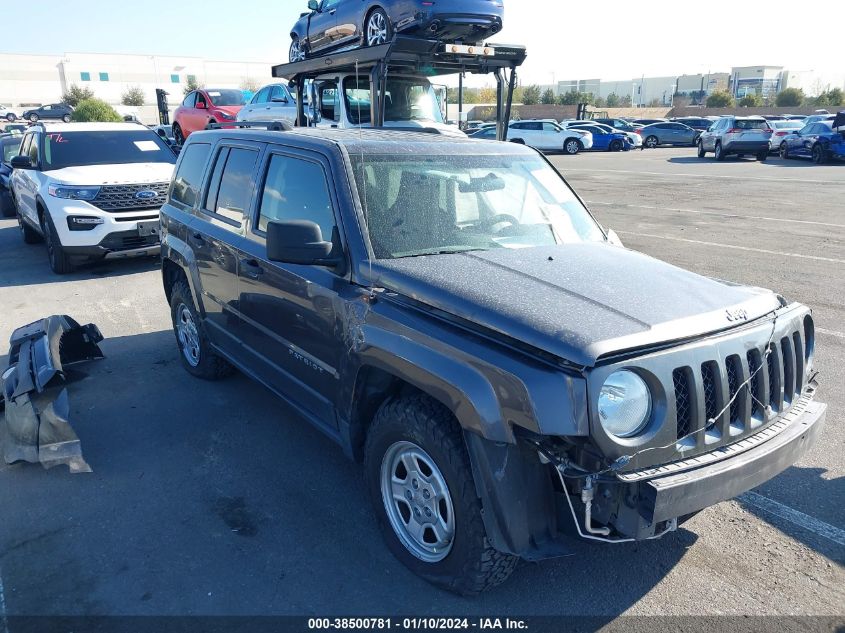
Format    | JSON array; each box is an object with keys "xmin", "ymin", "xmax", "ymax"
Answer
[
  {"xmin": 344, "ymin": 77, "xmax": 444, "ymax": 125},
  {"xmin": 205, "ymin": 89, "xmax": 246, "ymax": 106},
  {"xmin": 2, "ymin": 137, "xmax": 22, "ymax": 162},
  {"xmin": 42, "ymin": 131, "xmax": 176, "ymax": 170},
  {"xmin": 351, "ymin": 154, "xmax": 606, "ymax": 259}
]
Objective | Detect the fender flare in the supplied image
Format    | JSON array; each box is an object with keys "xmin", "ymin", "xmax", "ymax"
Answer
[{"xmin": 161, "ymin": 233, "xmax": 203, "ymax": 315}]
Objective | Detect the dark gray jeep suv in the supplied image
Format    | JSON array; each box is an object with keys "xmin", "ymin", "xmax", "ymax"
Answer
[{"xmin": 159, "ymin": 128, "xmax": 826, "ymax": 594}]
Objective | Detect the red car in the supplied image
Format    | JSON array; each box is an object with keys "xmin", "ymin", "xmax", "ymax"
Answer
[{"xmin": 172, "ymin": 88, "xmax": 246, "ymax": 145}]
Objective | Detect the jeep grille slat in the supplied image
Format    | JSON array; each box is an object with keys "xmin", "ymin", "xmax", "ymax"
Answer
[
  {"xmin": 701, "ymin": 362, "xmax": 719, "ymax": 431},
  {"xmin": 90, "ymin": 183, "xmax": 169, "ymax": 213},
  {"xmin": 673, "ymin": 368, "xmax": 692, "ymax": 440},
  {"xmin": 726, "ymin": 355, "xmax": 743, "ymax": 428}
]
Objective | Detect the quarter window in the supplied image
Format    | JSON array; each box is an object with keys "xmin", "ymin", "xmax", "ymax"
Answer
[
  {"xmin": 257, "ymin": 154, "xmax": 336, "ymax": 241},
  {"xmin": 171, "ymin": 143, "xmax": 211, "ymax": 208},
  {"xmin": 182, "ymin": 92, "xmax": 196, "ymax": 108},
  {"xmin": 205, "ymin": 147, "xmax": 259, "ymax": 227}
]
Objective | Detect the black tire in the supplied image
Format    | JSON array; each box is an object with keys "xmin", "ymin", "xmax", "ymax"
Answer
[
  {"xmin": 364, "ymin": 7, "xmax": 392, "ymax": 47},
  {"xmin": 173, "ymin": 124, "xmax": 185, "ymax": 146},
  {"xmin": 17, "ymin": 205, "xmax": 42, "ymax": 244},
  {"xmin": 169, "ymin": 279, "xmax": 234, "ymax": 380},
  {"xmin": 62, "ymin": 114, "xmax": 71, "ymax": 123},
  {"xmin": 756, "ymin": 150, "xmax": 768, "ymax": 162},
  {"xmin": 609, "ymin": 139, "xmax": 624, "ymax": 152},
  {"xmin": 289, "ymin": 35, "xmax": 306, "ymax": 63},
  {"xmin": 29, "ymin": 114, "xmax": 38, "ymax": 122},
  {"xmin": 714, "ymin": 142, "xmax": 725, "ymax": 161},
  {"xmin": 42, "ymin": 213, "xmax": 74, "ymax": 274},
  {"xmin": 5, "ymin": 113, "xmax": 14, "ymax": 122},
  {"xmin": 780, "ymin": 142, "xmax": 790, "ymax": 159},
  {"xmin": 697, "ymin": 140, "xmax": 706, "ymax": 158},
  {"xmin": 645, "ymin": 135, "xmax": 658, "ymax": 149},
  {"xmin": 563, "ymin": 138, "xmax": 580, "ymax": 155},
  {"xmin": 364, "ymin": 394, "xmax": 518, "ymax": 595},
  {"xmin": 812, "ymin": 144, "xmax": 826, "ymax": 165}
]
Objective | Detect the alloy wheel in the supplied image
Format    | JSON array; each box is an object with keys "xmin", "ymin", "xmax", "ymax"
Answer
[
  {"xmin": 176, "ymin": 304, "xmax": 201, "ymax": 367},
  {"xmin": 380, "ymin": 441, "xmax": 455, "ymax": 563},
  {"xmin": 367, "ymin": 11, "xmax": 389, "ymax": 46},
  {"xmin": 289, "ymin": 38, "xmax": 306, "ymax": 63}
]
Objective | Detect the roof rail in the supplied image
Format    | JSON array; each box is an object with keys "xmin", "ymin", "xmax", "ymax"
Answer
[{"xmin": 205, "ymin": 121, "xmax": 293, "ymax": 132}]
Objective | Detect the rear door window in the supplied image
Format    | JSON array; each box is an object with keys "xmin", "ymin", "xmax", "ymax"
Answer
[
  {"xmin": 204, "ymin": 146, "xmax": 259, "ymax": 227},
  {"xmin": 171, "ymin": 142, "xmax": 211, "ymax": 208}
]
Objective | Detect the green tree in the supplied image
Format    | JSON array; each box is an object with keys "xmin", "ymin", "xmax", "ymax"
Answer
[
  {"xmin": 605, "ymin": 93, "xmax": 620, "ymax": 108},
  {"xmin": 183, "ymin": 75, "xmax": 200, "ymax": 96},
  {"xmin": 121, "ymin": 86, "xmax": 146, "ymax": 106},
  {"xmin": 478, "ymin": 86, "xmax": 497, "ymax": 103},
  {"xmin": 521, "ymin": 85, "xmax": 541, "ymax": 105},
  {"xmin": 706, "ymin": 90, "xmax": 734, "ymax": 107},
  {"xmin": 541, "ymin": 88, "xmax": 556, "ymax": 105},
  {"xmin": 775, "ymin": 88, "xmax": 804, "ymax": 107},
  {"xmin": 594, "ymin": 96, "xmax": 606, "ymax": 108},
  {"xmin": 71, "ymin": 98, "xmax": 123, "ymax": 123},
  {"xmin": 62, "ymin": 85, "xmax": 95, "ymax": 107},
  {"xmin": 738, "ymin": 93, "xmax": 762, "ymax": 107},
  {"xmin": 814, "ymin": 88, "xmax": 844, "ymax": 107},
  {"xmin": 619, "ymin": 94, "xmax": 632, "ymax": 107}
]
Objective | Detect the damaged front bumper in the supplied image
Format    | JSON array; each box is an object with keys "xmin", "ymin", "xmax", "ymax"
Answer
[{"xmin": 1, "ymin": 315, "xmax": 104, "ymax": 473}]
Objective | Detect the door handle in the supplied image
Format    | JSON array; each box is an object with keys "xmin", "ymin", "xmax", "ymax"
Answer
[
  {"xmin": 188, "ymin": 232, "xmax": 205, "ymax": 246},
  {"xmin": 240, "ymin": 258, "xmax": 264, "ymax": 280}
]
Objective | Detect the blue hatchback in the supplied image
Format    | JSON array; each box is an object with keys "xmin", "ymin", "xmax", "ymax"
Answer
[
  {"xmin": 566, "ymin": 123, "xmax": 631, "ymax": 152},
  {"xmin": 779, "ymin": 119, "xmax": 845, "ymax": 164}
]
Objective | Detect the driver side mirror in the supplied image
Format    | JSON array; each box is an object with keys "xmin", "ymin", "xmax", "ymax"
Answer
[
  {"xmin": 10, "ymin": 155, "xmax": 32, "ymax": 169},
  {"xmin": 267, "ymin": 220, "xmax": 340, "ymax": 266},
  {"xmin": 308, "ymin": 0, "xmax": 319, "ymax": 10}
]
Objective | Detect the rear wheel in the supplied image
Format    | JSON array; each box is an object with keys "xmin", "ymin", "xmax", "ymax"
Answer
[
  {"xmin": 365, "ymin": 8, "xmax": 391, "ymax": 47},
  {"xmin": 779, "ymin": 142, "xmax": 790, "ymax": 159},
  {"xmin": 563, "ymin": 138, "xmax": 580, "ymax": 155},
  {"xmin": 173, "ymin": 124, "xmax": 185, "ymax": 146},
  {"xmin": 697, "ymin": 140, "xmax": 706, "ymax": 158},
  {"xmin": 812, "ymin": 144, "xmax": 826, "ymax": 165},
  {"xmin": 17, "ymin": 205, "xmax": 41, "ymax": 244},
  {"xmin": 714, "ymin": 142, "xmax": 725, "ymax": 161},
  {"xmin": 645, "ymin": 135, "xmax": 658, "ymax": 149},
  {"xmin": 364, "ymin": 394, "xmax": 518, "ymax": 595},
  {"xmin": 170, "ymin": 280, "xmax": 234, "ymax": 380},
  {"xmin": 756, "ymin": 150, "xmax": 768, "ymax": 162}
]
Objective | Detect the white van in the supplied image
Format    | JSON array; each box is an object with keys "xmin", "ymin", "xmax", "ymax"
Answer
[{"xmin": 308, "ymin": 72, "xmax": 464, "ymax": 137}]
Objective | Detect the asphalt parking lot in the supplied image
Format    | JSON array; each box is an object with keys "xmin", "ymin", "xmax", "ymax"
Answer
[{"xmin": 0, "ymin": 147, "xmax": 843, "ymax": 619}]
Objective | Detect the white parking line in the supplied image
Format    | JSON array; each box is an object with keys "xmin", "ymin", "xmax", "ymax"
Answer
[
  {"xmin": 739, "ymin": 492, "xmax": 845, "ymax": 547},
  {"xmin": 564, "ymin": 167, "xmax": 837, "ymax": 185},
  {"xmin": 586, "ymin": 200, "xmax": 845, "ymax": 230},
  {"xmin": 618, "ymin": 231, "xmax": 845, "ymax": 264},
  {"xmin": 817, "ymin": 328, "xmax": 845, "ymax": 340},
  {"xmin": 0, "ymin": 565, "xmax": 9, "ymax": 633}
]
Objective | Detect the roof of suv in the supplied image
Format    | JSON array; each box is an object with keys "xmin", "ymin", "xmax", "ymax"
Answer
[
  {"xmin": 30, "ymin": 122, "xmax": 149, "ymax": 133},
  {"xmin": 187, "ymin": 128, "xmax": 538, "ymax": 157}
]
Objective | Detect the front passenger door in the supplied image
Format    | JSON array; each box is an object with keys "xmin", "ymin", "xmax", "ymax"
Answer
[{"xmin": 235, "ymin": 149, "xmax": 345, "ymax": 430}]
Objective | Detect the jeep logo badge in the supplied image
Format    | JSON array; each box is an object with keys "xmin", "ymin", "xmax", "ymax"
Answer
[
  {"xmin": 135, "ymin": 190, "xmax": 157, "ymax": 200},
  {"xmin": 726, "ymin": 308, "xmax": 749, "ymax": 322}
]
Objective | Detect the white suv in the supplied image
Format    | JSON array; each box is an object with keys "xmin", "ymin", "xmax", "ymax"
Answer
[
  {"xmin": 507, "ymin": 120, "xmax": 593, "ymax": 154},
  {"xmin": 10, "ymin": 122, "xmax": 177, "ymax": 274}
]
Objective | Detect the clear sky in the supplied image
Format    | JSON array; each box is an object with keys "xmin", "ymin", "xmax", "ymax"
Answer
[{"xmin": 4, "ymin": 0, "xmax": 843, "ymax": 87}]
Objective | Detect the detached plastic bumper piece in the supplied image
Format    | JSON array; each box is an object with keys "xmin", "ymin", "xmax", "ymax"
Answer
[{"xmin": 0, "ymin": 315, "xmax": 104, "ymax": 473}]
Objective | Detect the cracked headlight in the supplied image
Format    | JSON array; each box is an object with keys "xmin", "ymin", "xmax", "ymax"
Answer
[{"xmin": 598, "ymin": 370, "xmax": 651, "ymax": 438}]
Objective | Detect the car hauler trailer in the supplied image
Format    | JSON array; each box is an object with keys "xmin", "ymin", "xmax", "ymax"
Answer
[{"xmin": 271, "ymin": 35, "xmax": 526, "ymax": 141}]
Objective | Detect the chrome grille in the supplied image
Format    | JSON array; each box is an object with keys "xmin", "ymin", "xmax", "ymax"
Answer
[{"xmin": 90, "ymin": 183, "xmax": 169, "ymax": 213}]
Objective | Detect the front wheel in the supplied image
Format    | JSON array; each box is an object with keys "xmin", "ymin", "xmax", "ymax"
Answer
[
  {"xmin": 563, "ymin": 138, "xmax": 581, "ymax": 155},
  {"xmin": 365, "ymin": 8, "xmax": 392, "ymax": 47},
  {"xmin": 780, "ymin": 142, "xmax": 790, "ymax": 159},
  {"xmin": 173, "ymin": 124, "xmax": 185, "ymax": 146},
  {"xmin": 364, "ymin": 394, "xmax": 518, "ymax": 595},
  {"xmin": 645, "ymin": 135, "xmax": 658, "ymax": 149},
  {"xmin": 5, "ymin": 113, "xmax": 14, "ymax": 122},
  {"xmin": 62, "ymin": 114, "xmax": 71, "ymax": 123},
  {"xmin": 169, "ymin": 280, "xmax": 234, "ymax": 380},
  {"xmin": 697, "ymin": 140, "xmax": 706, "ymax": 158},
  {"xmin": 42, "ymin": 214, "xmax": 74, "ymax": 274},
  {"xmin": 289, "ymin": 36, "xmax": 306, "ymax": 63},
  {"xmin": 609, "ymin": 139, "xmax": 624, "ymax": 152},
  {"xmin": 29, "ymin": 114, "xmax": 38, "ymax": 122},
  {"xmin": 715, "ymin": 142, "xmax": 725, "ymax": 161},
  {"xmin": 812, "ymin": 144, "xmax": 826, "ymax": 165}
]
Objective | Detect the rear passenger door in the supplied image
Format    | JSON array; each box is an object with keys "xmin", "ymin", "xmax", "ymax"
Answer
[
  {"xmin": 234, "ymin": 148, "xmax": 345, "ymax": 431},
  {"xmin": 190, "ymin": 142, "xmax": 262, "ymax": 354}
]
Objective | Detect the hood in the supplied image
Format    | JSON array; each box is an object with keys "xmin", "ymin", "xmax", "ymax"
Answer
[
  {"xmin": 372, "ymin": 243, "xmax": 781, "ymax": 367},
  {"xmin": 382, "ymin": 120, "xmax": 467, "ymax": 138},
  {"xmin": 212, "ymin": 105, "xmax": 244, "ymax": 117},
  {"xmin": 45, "ymin": 162, "xmax": 175, "ymax": 185}
]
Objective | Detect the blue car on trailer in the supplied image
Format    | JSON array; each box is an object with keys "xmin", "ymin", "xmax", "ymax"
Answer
[
  {"xmin": 564, "ymin": 122, "xmax": 631, "ymax": 152},
  {"xmin": 779, "ymin": 114, "xmax": 845, "ymax": 164}
]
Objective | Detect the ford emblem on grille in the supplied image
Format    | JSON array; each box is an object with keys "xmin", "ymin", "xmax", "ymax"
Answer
[{"xmin": 135, "ymin": 190, "xmax": 157, "ymax": 200}]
